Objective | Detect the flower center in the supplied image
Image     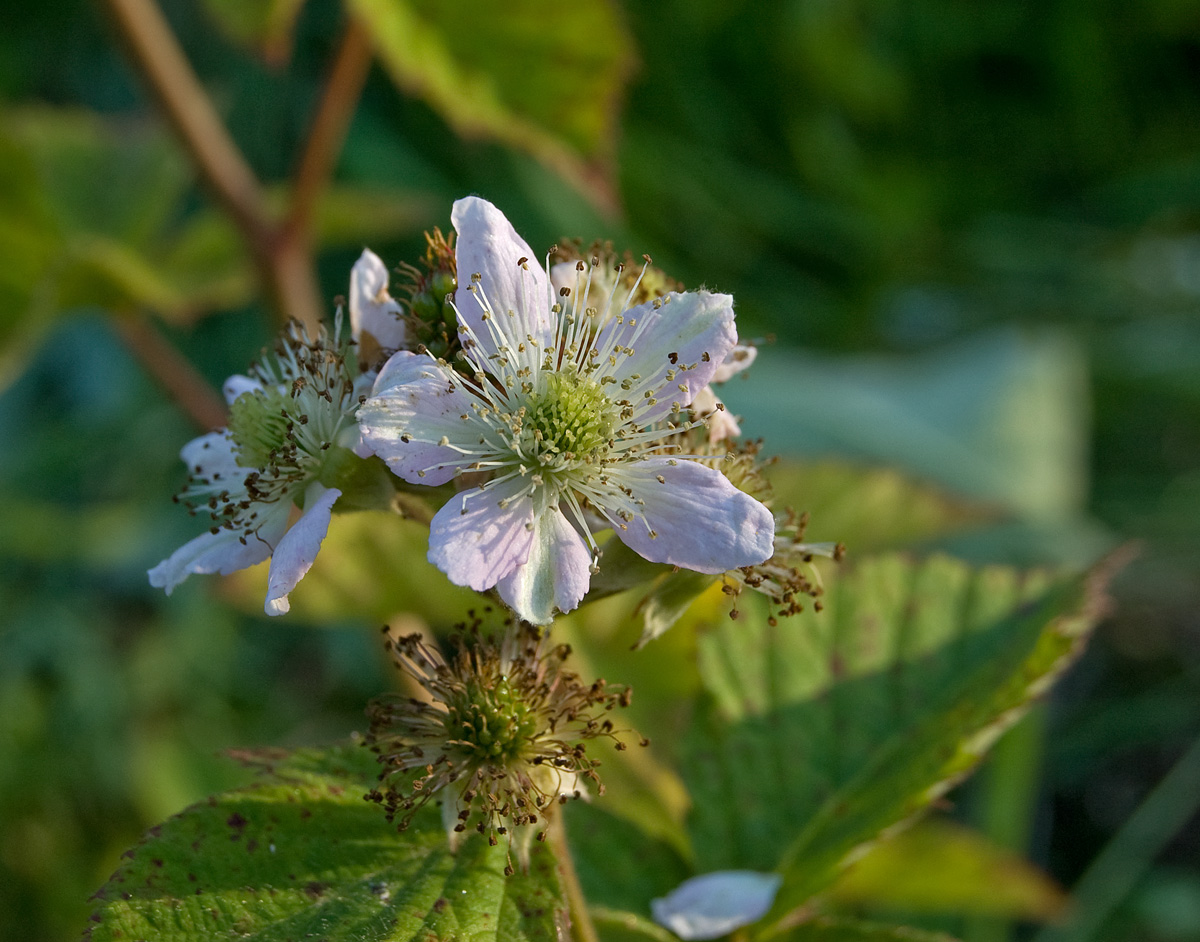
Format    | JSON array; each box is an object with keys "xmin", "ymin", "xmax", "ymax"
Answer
[
  {"xmin": 521, "ymin": 371, "xmax": 615, "ymax": 465},
  {"xmin": 227, "ymin": 387, "xmax": 307, "ymax": 470},
  {"xmin": 445, "ymin": 676, "xmax": 540, "ymax": 763}
]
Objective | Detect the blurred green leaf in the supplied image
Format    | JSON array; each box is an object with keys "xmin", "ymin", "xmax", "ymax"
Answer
[
  {"xmin": 728, "ymin": 331, "xmax": 1091, "ymax": 522},
  {"xmin": 200, "ymin": 0, "xmax": 308, "ymax": 63},
  {"xmin": 0, "ymin": 108, "xmax": 255, "ymax": 381},
  {"xmin": 87, "ymin": 742, "xmax": 566, "ymax": 942},
  {"xmin": 825, "ymin": 818, "xmax": 1067, "ymax": 921},
  {"xmin": 671, "ymin": 552, "xmax": 1115, "ymax": 929},
  {"xmin": 767, "ymin": 460, "xmax": 997, "ymax": 554},
  {"xmin": 774, "ymin": 918, "xmax": 957, "ymax": 942},
  {"xmin": 347, "ymin": 0, "xmax": 635, "ymax": 187},
  {"xmin": 225, "ymin": 509, "xmax": 482, "ymax": 625}
]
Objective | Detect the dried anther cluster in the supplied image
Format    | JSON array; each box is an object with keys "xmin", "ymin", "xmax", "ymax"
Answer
[{"xmin": 365, "ymin": 620, "xmax": 643, "ymax": 867}]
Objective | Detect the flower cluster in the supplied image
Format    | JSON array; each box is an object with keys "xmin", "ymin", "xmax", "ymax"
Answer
[
  {"xmin": 146, "ymin": 195, "xmax": 839, "ymax": 859},
  {"xmin": 148, "ymin": 319, "xmax": 367, "ymax": 615},
  {"xmin": 358, "ymin": 197, "xmax": 776, "ymax": 624},
  {"xmin": 365, "ymin": 619, "xmax": 640, "ymax": 868}
]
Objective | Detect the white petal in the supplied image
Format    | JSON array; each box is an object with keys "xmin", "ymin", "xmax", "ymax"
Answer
[
  {"xmin": 223, "ymin": 374, "xmax": 262, "ymax": 405},
  {"xmin": 710, "ymin": 343, "xmax": 757, "ymax": 384},
  {"xmin": 651, "ymin": 871, "xmax": 781, "ymax": 941},
  {"xmin": 264, "ymin": 485, "xmax": 341, "ymax": 616},
  {"xmin": 427, "ymin": 478, "xmax": 536, "ymax": 592},
  {"xmin": 596, "ymin": 291, "xmax": 736, "ymax": 425},
  {"xmin": 496, "ymin": 506, "xmax": 592, "ymax": 624},
  {"xmin": 179, "ymin": 431, "xmax": 241, "ymax": 480},
  {"xmin": 605, "ymin": 458, "xmax": 774, "ymax": 573},
  {"xmin": 691, "ymin": 387, "xmax": 742, "ymax": 442},
  {"xmin": 148, "ymin": 502, "xmax": 290, "ymax": 594},
  {"xmin": 451, "ymin": 196, "xmax": 552, "ymax": 351},
  {"xmin": 358, "ymin": 351, "xmax": 477, "ymax": 486},
  {"xmin": 350, "ymin": 248, "xmax": 407, "ymax": 350}
]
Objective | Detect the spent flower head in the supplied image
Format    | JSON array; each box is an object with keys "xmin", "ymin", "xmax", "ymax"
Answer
[
  {"xmin": 365, "ymin": 620, "xmax": 641, "ymax": 869},
  {"xmin": 358, "ymin": 197, "xmax": 775, "ymax": 624},
  {"xmin": 148, "ymin": 318, "xmax": 387, "ymax": 614}
]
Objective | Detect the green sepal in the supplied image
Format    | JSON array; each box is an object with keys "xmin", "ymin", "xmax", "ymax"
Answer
[{"xmin": 319, "ymin": 449, "xmax": 399, "ymax": 512}]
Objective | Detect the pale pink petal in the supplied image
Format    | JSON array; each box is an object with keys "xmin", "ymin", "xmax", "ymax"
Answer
[
  {"xmin": 710, "ymin": 343, "xmax": 757, "ymax": 384},
  {"xmin": 652, "ymin": 871, "xmax": 781, "ymax": 941},
  {"xmin": 350, "ymin": 248, "xmax": 407, "ymax": 350},
  {"xmin": 451, "ymin": 196, "xmax": 552, "ymax": 351},
  {"xmin": 147, "ymin": 502, "xmax": 290, "ymax": 593},
  {"xmin": 496, "ymin": 506, "xmax": 592, "ymax": 624},
  {"xmin": 428, "ymin": 478, "xmax": 536, "ymax": 592},
  {"xmin": 604, "ymin": 458, "xmax": 774, "ymax": 572},
  {"xmin": 691, "ymin": 387, "xmax": 742, "ymax": 442},
  {"xmin": 264, "ymin": 485, "xmax": 341, "ymax": 615},
  {"xmin": 594, "ymin": 291, "xmax": 736, "ymax": 425},
  {"xmin": 358, "ymin": 351, "xmax": 478, "ymax": 486}
]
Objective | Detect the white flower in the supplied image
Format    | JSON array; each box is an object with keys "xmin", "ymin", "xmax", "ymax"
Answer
[
  {"xmin": 551, "ymin": 259, "xmax": 755, "ymax": 443},
  {"xmin": 652, "ymin": 871, "xmax": 782, "ymax": 940},
  {"xmin": 359, "ymin": 196, "xmax": 775, "ymax": 625},
  {"xmin": 349, "ymin": 248, "xmax": 407, "ymax": 360},
  {"xmin": 148, "ymin": 321, "xmax": 361, "ymax": 615}
]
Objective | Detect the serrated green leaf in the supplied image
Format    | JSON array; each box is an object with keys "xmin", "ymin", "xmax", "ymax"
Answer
[
  {"xmin": 672, "ymin": 552, "xmax": 1116, "ymax": 932},
  {"xmin": 775, "ymin": 917, "xmax": 958, "ymax": 942},
  {"xmin": 87, "ymin": 743, "xmax": 566, "ymax": 942},
  {"xmin": 825, "ymin": 818, "xmax": 1067, "ymax": 920},
  {"xmin": 347, "ymin": 0, "xmax": 634, "ymax": 185}
]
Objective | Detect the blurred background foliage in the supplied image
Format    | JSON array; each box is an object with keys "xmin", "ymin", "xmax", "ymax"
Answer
[{"xmin": 1, "ymin": 0, "xmax": 1198, "ymax": 939}]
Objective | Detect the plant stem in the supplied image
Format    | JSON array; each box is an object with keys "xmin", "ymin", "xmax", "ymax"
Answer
[
  {"xmin": 286, "ymin": 17, "xmax": 374, "ymax": 242},
  {"xmin": 101, "ymin": 0, "xmax": 272, "ymax": 246},
  {"xmin": 547, "ymin": 811, "xmax": 600, "ymax": 942},
  {"xmin": 100, "ymin": 0, "xmax": 330, "ymax": 332},
  {"xmin": 110, "ymin": 314, "xmax": 228, "ymax": 430}
]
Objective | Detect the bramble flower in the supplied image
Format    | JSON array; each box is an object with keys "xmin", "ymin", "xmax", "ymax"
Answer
[
  {"xmin": 148, "ymin": 319, "xmax": 379, "ymax": 615},
  {"xmin": 349, "ymin": 248, "xmax": 407, "ymax": 371},
  {"xmin": 549, "ymin": 245, "xmax": 756, "ymax": 443},
  {"xmin": 358, "ymin": 196, "xmax": 775, "ymax": 624},
  {"xmin": 365, "ymin": 621, "xmax": 639, "ymax": 869}
]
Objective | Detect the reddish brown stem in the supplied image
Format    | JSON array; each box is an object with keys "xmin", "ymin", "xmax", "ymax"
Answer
[
  {"xmin": 286, "ymin": 17, "xmax": 374, "ymax": 242},
  {"xmin": 101, "ymin": 0, "xmax": 272, "ymax": 246},
  {"xmin": 110, "ymin": 315, "xmax": 228, "ymax": 431}
]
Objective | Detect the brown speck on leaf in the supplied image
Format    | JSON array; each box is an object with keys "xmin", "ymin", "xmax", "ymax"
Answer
[
  {"xmin": 304, "ymin": 881, "xmax": 329, "ymax": 899},
  {"xmin": 432, "ymin": 897, "xmax": 448, "ymax": 914},
  {"xmin": 299, "ymin": 808, "xmax": 313, "ymax": 820},
  {"xmin": 247, "ymin": 839, "xmax": 259, "ymax": 853},
  {"xmin": 226, "ymin": 812, "xmax": 248, "ymax": 831},
  {"xmin": 151, "ymin": 858, "xmax": 164, "ymax": 868}
]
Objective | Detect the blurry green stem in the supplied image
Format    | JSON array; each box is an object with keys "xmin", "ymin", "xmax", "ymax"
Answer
[
  {"xmin": 547, "ymin": 811, "xmax": 599, "ymax": 942},
  {"xmin": 1032, "ymin": 730, "xmax": 1200, "ymax": 942},
  {"xmin": 110, "ymin": 314, "xmax": 227, "ymax": 430},
  {"xmin": 965, "ymin": 707, "xmax": 1048, "ymax": 942}
]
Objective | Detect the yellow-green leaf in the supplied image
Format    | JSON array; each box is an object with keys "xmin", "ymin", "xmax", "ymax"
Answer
[
  {"xmin": 347, "ymin": 0, "xmax": 635, "ymax": 189},
  {"xmin": 825, "ymin": 818, "xmax": 1067, "ymax": 921}
]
